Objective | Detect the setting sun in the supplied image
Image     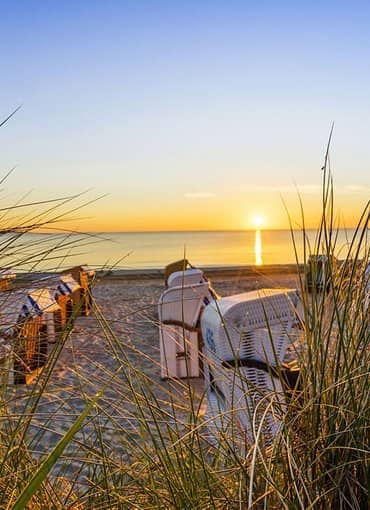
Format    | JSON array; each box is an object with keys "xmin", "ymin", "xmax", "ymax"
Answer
[{"xmin": 251, "ymin": 214, "xmax": 265, "ymax": 230}]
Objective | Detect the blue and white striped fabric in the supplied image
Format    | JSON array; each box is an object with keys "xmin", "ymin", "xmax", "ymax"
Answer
[
  {"xmin": 20, "ymin": 294, "xmax": 43, "ymax": 318},
  {"xmin": 55, "ymin": 274, "xmax": 80, "ymax": 297},
  {"xmin": 56, "ymin": 280, "xmax": 73, "ymax": 296}
]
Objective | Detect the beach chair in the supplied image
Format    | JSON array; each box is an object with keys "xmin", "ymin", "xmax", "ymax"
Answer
[
  {"xmin": 158, "ymin": 281, "xmax": 215, "ymax": 379},
  {"xmin": 306, "ymin": 255, "xmax": 337, "ymax": 293},
  {"xmin": 36, "ymin": 273, "xmax": 83, "ymax": 327},
  {"xmin": 62, "ymin": 265, "xmax": 95, "ymax": 316},
  {"xmin": 41, "ymin": 273, "xmax": 82, "ymax": 327},
  {"xmin": 166, "ymin": 262, "xmax": 219, "ymax": 300},
  {"xmin": 201, "ymin": 288, "xmax": 299, "ymax": 446},
  {"xmin": 55, "ymin": 274, "xmax": 82, "ymax": 323},
  {"xmin": 0, "ymin": 289, "xmax": 62, "ymax": 384}
]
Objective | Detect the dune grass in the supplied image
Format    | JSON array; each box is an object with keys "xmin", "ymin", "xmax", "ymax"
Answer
[{"xmin": 0, "ymin": 120, "xmax": 368, "ymax": 508}]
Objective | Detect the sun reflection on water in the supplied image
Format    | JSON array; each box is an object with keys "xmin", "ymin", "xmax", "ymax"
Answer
[{"xmin": 255, "ymin": 230, "xmax": 263, "ymax": 265}]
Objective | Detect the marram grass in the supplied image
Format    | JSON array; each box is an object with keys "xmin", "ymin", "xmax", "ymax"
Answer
[{"xmin": 0, "ymin": 133, "xmax": 368, "ymax": 508}]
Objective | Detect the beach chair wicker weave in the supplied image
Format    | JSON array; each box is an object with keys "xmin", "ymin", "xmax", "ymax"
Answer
[
  {"xmin": 0, "ymin": 289, "xmax": 62, "ymax": 384},
  {"xmin": 201, "ymin": 288, "xmax": 299, "ymax": 447}
]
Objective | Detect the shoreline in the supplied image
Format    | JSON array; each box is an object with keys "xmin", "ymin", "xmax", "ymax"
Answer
[{"xmin": 16, "ymin": 263, "xmax": 302, "ymax": 282}]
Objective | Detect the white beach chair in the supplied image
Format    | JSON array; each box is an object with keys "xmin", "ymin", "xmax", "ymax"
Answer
[
  {"xmin": 158, "ymin": 281, "xmax": 214, "ymax": 379},
  {"xmin": 201, "ymin": 288, "xmax": 299, "ymax": 446}
]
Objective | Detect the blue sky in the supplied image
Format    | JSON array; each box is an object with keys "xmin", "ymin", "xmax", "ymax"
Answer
[{"xmin": 1, "ymin": 1, "xmax": 369, "ymax": 230}]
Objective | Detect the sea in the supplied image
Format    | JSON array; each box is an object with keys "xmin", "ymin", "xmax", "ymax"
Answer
[{"xmin": 3, "ymin": 229, "xmax": 365, "ymax": 272}]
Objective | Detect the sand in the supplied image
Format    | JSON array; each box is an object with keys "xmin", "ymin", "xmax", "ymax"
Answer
[{"xmin": 7, "ymin": 268, "xmax": 301, "ymax": 480}]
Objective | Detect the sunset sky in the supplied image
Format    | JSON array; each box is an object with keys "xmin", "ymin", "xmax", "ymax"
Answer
[{"xmin": 1, "ymin": 1, "xmax": 369, "ymax": 232}]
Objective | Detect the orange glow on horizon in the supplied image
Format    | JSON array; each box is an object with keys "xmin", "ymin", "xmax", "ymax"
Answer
[{"xmin": 39, "ymin": 192, "xmax": 368, "ymax": 233}]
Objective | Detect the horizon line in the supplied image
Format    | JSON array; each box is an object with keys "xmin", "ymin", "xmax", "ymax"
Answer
[{"xmin": 31, "ymin": 226, "xmax": 363, "ymax": 235}]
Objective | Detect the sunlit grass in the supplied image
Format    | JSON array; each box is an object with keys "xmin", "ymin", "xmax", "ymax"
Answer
[{"xmin": 0, "ymin": 112, "xmax": 368, "ymax": 508}]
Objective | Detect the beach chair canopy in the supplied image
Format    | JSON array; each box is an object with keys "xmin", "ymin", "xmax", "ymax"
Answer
[
  {"xmin": 58, "ymin": 274, "xmax": 81, "ymax": 294},
  {"xmin": 62, "ymin": 265, "xmax": 96, "ymax": 281},
  {"xmin": 164, "ymin": 259, "xmax": 192, "ymax": 286},
  {"xmin": 0, "ymin": 288, "xmax": 60, "ymax": 334},
  {"xmin": 24, "ymin": 289, "xmax": 61, "ymax": 324},
  {"xmin": 80, "ymin": 265, "xmax": 95, "ymax": 277},
  {"xmin": 167, "ymin": 268, "xmax": 206, "ymax": 288},
  {"xmin": 50, "ymin": 274, "xmax": 81, "ymax": 297},
  {"xmin": 37, "ymin": 273, "xmax": 81, "ymax": 296},
  {"xmin": 202, "ymin": 288, "xmax": 299, "ymax": 365}
]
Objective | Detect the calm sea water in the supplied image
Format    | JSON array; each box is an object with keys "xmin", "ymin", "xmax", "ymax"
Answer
[{"xmin": 3, "ymin": 229, "xmax": 364, "ymax": 272}]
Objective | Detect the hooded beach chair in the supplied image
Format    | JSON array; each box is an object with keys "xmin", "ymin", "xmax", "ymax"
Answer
[
  {"xmin": 158, "ymin": 281, "xmax": 216, "ymax": 379},
  {"xmin": 39, "ymin": 273, "xmax": 82, "ymax": 327},
  {"xmin": 62, "ymin": 265, "xmax": 95, "ymax": 316},
  {"xmin": 201, "ymin": 288, "xmax": 299, "ymax": 446},
  {"xmin": 0, "ymin": 289, "xmax": 62, "ymax": 384}
]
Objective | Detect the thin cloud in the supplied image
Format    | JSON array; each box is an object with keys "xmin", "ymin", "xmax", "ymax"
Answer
[
  {"xmin": 345, "ymin": 185, "xmax": 370, "ymax": 193},
  {"xmin": 184, "ymin": 192, "xmax": 215, "ymax": 199},
  {"xmin": 245, "ymin": 184, "xmax": 322, "ymax": 194},
  {"xmin": 243, "ymin": 183, "xmax": 370, "ymax": 195}
]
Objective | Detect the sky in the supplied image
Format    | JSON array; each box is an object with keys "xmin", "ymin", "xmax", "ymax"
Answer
[{"xmin": 0, "ymin": 1, "xmax": 369, "ymax": 231}]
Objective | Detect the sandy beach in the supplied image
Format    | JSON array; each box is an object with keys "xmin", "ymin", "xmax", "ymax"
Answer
[{"xmin": 8, "ymin": 267, "xmax": 301, "ymax": 480}]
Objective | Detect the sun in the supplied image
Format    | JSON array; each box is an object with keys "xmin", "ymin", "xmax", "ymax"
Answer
[{"xmin": 251, "ymin": 214, "xmax": 265, "ymax": 229}]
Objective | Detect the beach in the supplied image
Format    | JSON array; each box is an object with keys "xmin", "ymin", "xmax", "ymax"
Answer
[{"xmin": 7, "ymin": 266, "xmax": 301, "ymax": 483}]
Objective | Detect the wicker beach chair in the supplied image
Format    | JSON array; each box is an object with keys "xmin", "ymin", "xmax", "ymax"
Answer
[
  {"xmin": 0, "ymin": 289, "xmax": 62, "ymax": 384},
  {"xmin": 62, "ymin": 265, "xmax": 95, "ymax": 316},
  {"xmin": 37, "ymin": 273, "xmax": 82, "ymax": 329},
  {"xmin": 201, "ymin": 288, "xmax": 300, "ymax": 447}
]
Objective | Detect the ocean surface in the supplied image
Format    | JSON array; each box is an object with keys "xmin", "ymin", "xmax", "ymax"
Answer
[{"xmin": 3, "ymin": 229, "xmax": 365, "ymax": 272}]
